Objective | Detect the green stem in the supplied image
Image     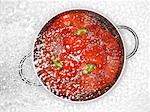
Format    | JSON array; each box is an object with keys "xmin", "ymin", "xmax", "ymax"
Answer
[
  {"xmin": 74, "ymin": 28, "xmax": 87, "ymax": 36},
  {"xmin": 83, "ymin": 64, "xmax": 95, "ymax": 74},
  {"xmin": 51, "ymin": 57, "xmax": 62, "ymax": 70}
]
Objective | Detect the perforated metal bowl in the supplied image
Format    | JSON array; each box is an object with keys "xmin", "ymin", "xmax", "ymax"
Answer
[{"xmin": 19, "ymin": 9, "xmax": 139, "ymax": 102}]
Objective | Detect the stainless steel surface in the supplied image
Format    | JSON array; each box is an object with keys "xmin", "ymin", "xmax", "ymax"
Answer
[
  {"xmin": 19, "ymin": 52, "xmax": 42, "ymax": 86},
  {"xmin": 117, "ymin": 25, "xmax": 139, "ymax": 59}
]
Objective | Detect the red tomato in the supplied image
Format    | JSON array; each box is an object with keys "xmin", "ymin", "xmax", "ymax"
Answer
[
  {"xmin": 86, "ymin": 24, "xmax": 106, "ymax": 37},
  {"xmin": 63, "ymin": 32, "xmax": 87, "ymax": 55},
  {"xmin": 79, "ymin": 74, "xmax": 101, "ymax": 93},
  {"xmin": 55, "ymin": 52, "xmax": 80, "ymax": 80},
  {"xmin": 70, "ymin": 12, "xmax": 87, "ymax": 28},
  {"xmin": 51, "ymin": 52, "xmax": 83, "ymax": 97},
  {"xmin": 81, "ymin": 45, "xmax": 106, "ymax": 67},
  {"xmin": 105, "ymin": 38, "xmax": 121, "ymax": 57},
  {"xmin": 51, "ymin": 12, "xmax": 87, "ymax": 30}
]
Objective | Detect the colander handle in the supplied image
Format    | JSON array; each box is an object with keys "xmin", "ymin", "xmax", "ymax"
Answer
[
  {"xmin": 19, "ymin": 52, "xmax": 42, "ymax": 86},
  {"xmin": 117, "ymin": 25, "xmax": 139, "ymax": 59}
]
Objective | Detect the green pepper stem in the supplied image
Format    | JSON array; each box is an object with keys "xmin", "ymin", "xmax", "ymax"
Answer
[
  {"xmin": 83, "ymin": 64, "xmax": 95, "ymax": 74},
  {"xmin": 74, "ymin": 28, "xmax": 87, "ymax": 36},
  {"xmin": 51, "ymin": 57, "xmax": 62, "ymax": 70}
]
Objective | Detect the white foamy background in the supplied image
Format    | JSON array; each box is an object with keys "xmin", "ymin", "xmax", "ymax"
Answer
[{"xmin": 0, "ymin": 0, "xmax": 149, "ymax": 112}]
